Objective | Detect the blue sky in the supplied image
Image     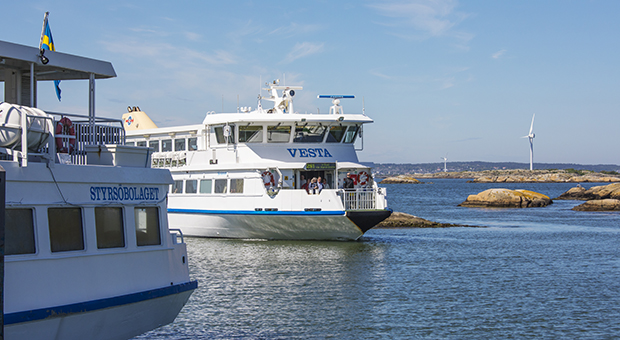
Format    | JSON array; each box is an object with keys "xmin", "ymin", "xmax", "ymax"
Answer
[{"xmin": 2, "ymin": 1, "xmax": 619, "ymax": 165}]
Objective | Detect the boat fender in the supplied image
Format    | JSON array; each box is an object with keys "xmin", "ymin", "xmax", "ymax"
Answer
[
  {"xmin": 262, "ymin": 171, "xmax": 275, "ymax": 187},
  {"xmin": 55, "ymin": 117, "xmax": 76, "ymax": 154},
  {"xmin": 358, "ymin": 171, "xmax": 369, "ymax": 186}
]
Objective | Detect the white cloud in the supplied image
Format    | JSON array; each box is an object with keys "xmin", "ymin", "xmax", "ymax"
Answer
[
  {"xmin": 282, "ymin": 42, "xmax": 324, "ymax": 63},
  {"xmin": 492, "ymin": 49, "xmax": 507, "ymax": 59},
  {"xmin": 368, "ymin": 0, "xmax": 472, "ymax": 48}
]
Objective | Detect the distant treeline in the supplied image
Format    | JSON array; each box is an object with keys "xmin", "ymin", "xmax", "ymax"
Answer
[{"xmin": 362, "ymin": 161, "xmax": 620, "ymax": 176}]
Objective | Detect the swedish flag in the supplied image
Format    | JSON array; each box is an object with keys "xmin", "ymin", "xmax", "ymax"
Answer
[{"xmin": 41, "ymin": 14, "xmax": 61, "ymax": 101}]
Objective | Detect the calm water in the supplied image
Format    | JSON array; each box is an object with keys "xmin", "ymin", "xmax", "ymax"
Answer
[{"xmin": 135, "ymin": 179, "xmax": 620, "ymax": 339}]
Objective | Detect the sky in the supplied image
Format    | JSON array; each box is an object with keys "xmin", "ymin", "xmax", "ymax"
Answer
[{"xmin": 2, "ymin": 1, "xmax": 619, "ymax": 165}]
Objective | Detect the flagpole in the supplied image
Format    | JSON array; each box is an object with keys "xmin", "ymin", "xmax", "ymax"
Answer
[{"xmin": 39, "ymin": 12, "xmax": 49, "ymax": 51}]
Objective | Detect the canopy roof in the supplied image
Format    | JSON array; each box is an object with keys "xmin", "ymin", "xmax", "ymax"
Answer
[{"xmin": 0, "ymin": 40, "xmax": 116, "ymax": 81}]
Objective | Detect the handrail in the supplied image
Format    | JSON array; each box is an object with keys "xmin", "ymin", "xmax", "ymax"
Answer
[{"xmin": 169, "ymin": 228, "xmax": 185, "ymax": 244}]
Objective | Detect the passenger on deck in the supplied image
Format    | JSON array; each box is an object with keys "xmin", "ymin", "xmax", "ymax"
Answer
[
  {"xmin": 343, "ymin": 173, "xmax": 354, "ymax": 190},
  {"xmin": 301, "ymin": 175, "xmax": 309, "ymax": 192},
  {"xmin": 317, "ymin": 176, "xmax": 324, "ymax": 193},
  {"xmin": 308, "ymin": 177, "xmax": 319, "ymax": 194}
]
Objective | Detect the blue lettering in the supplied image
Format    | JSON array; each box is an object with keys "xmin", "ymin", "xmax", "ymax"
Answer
[
  {"xmin": 287, "ymin": 148, "xmax": 297, "ymax": 157},
  {"xmin": 308, "ymin": 149, "xmax": 316, "ymax": 157},
  {"xmin": 155, "ymin": 188, "xmax": 159, "ymax": 200},
  {"xmin": 299, "ymin": 149, "xmax": 308, "ymax": 157},
  {"xmin": 316, "ymin": 149, "xmax": 324, "ymax": 157},
  {"xmin": 323, "ymin": 149, "xmax": 333, "ymax": 157},
  {"xmin": 90, "ymin": 187, "xmax": 96, "ymax": 200}
]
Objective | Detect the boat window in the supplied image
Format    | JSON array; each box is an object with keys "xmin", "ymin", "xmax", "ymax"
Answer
[
  {"xmin": 344, "ymin": 125, "xmax": 359, "ymax": 143},
  {"xmin": 135, "ymin": 207, "xmax": 161, "ymax": 246},
  {"xmin": 186, "ymin": 180, "xmax": 198, "ymax": 194},
  {"xmin": 48, "ymin": 208, "xmax": 84, "ymax": 252},
  {"xmin": 149, "ymin": 140, "xmax": 160, "ymax": 152},
  {"xmin": 239, "ymin": 126, "xmax": 263, "ymax": 143},
  {"xmin": 267, "ymin": 125, "xmax": 291, "ymax": 143},
  {"xmin": 214, "ymin": 125, "xmax": 235, "ymax": 144},
  {"xmin": 95, "ymin": 207, "xmax": 125, "ymax": 249},
  {"xmin": 5, "ymin": 208, "xmax": 36, "ymax": 255},
  {"xmin": 162, "ymin": 139, "xmax": 173, "ymax": 152},
  {"xmin": 326, "ymin": 125, "xmax": 347, "ymax": 143},
  {"xmin": 126, "ymin": 141, "xmax": 135, "ymax": 146},
  {"xmin": 175, "ymin": 138, "xmax": 186, "ymax": 151},
  {"xmin": 172, "ymin": 180, "xmax": 183, "ymax": 194},
  {"xmin": 188, "ymin": 137, "xmax": 198, "ymax": 150},
  {"xmin": 200, "ymin": 179, "xmax": 212, "ymax": 194},
  {"xmin": 294, "ymin": 125, "xmax": 327, "ymax": 143},
  {"xmin": 137, "ymin": 141, "xmax": 147, "ymax": 147},
  {"xmin": 230, "ymin": 179, "xmax": 244, "ymax": 193},
  {"xmin": 214, "ymin": 179, "xmax": 227, "ymax": 193}
]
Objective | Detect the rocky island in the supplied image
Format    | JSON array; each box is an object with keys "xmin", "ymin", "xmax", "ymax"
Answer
[
  {"xmin": 380, "ymin": 169, "xmax": 620, "ymax": 184},
  {"xmin": 458, "ymin": 189, "xmax": 552, "ymax": 208},
  {"xmin": 375, "ymin": 212, "xmax": 482, "ymax": 228},
  {"xmin": 555, "ymin": 183, "xmax": 620, "ymax": 211}
]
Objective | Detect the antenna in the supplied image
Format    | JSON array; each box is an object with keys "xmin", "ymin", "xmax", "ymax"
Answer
[{"xmin": 521, "ymin": 114, "xmax": 536, "ymax": 170}]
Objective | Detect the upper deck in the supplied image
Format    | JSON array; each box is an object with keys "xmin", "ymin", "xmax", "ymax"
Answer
[{"xmin": 124, "ymin": 81, "xmax": 373, "ymax": 169}]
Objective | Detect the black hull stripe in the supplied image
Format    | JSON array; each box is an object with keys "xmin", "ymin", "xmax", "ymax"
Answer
[{"xmin": 5, "ymin": 280, "xmax": 198, "ymax": 325}]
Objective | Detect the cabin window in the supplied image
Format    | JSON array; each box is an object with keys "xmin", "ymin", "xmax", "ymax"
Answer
[
  {"xmin": 186, "ymin": 180, "xmax": 198, "ymax": 194},
  {"xmin": 5, "ymin": 208, "xmax": 36, "ymax": 255},
  {"xmin": 149, "ymin": 140, "xmax": 160, "ymax": 152},
  {"xmin": 267, "ymin": 125, "xmax": 291, "ymax": 143},
  {"xmin": 137, "ymin": 141, "xmax": 147, "ymax": 147},
  {"xmin": 327, "ymin": 125, "xmax": 347, "ymax": 143},
  {"xmin": 135, "ymin": 207, "xmax": 161, "ymax": 246},
  {"xmin": 95, "ymin": 207, "xmax": 125, "ymax": 249},
  {"xmin": 214, "ymin": 125, "xmax": 235, "ymax": 144},
  {"xmin": 230, "ymin": 179, "xmax": 244, "ymax": 193},
  {"xmin": 344, "ymin": 126, "xmax": 359, "ymax": 143},
  {"xmin": 239, "ymin": 126, "xmax": 263, "ymax": 143},
  {"xmin": 48, "ymin": 208, "xmax": 84, "ymax": 252},
  {"xmin": 294, "ymin": 125, "xmax": 327, "ymax": 143},
  {"xmin": 188, "ymin": 137, "xmax": 198, "ymax": 150},
  {"xmin": 214, "ymin": 179, "xmax": 227, "ymax": 193},
  {"xmin": 162, "ymin": 139, "xmax": 173, "ymax": 152},
  {"xmin": 172, "ymin": 180, "xmax": 183, "ymax": 193},
  {"xmin": 200, "ymin": 179, "xmax": 212, "ymax": 194},
  {"xmin": 126, "ymin": 141, "xmax": 136, "ymax": 146},
  {"xmin": 175, "ymin": 138, "xmax": 186, "ymax": 151}
]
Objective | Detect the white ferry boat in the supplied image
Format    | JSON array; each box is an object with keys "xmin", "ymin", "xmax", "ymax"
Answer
[
  {"xmin": 1, "ymin": 40, "xmax": 197, "ymax": 340},
  {"xmin": 123, "ymin": 80, "xmax": 391, "ymax": 240}
]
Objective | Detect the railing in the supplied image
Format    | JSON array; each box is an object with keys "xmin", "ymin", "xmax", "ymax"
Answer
[
  {"xmin": 338, "ymin": 188, "xmax": 378, "ymax": 210},
  {"xmin": 49, "ymin": 112, "xmax": 125, "ymax": 165},
  {"xmin": 169, "ymin": 228, "xmax": 186, "ymax": 244}
]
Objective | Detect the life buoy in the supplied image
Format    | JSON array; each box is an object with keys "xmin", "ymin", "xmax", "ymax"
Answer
[
  {"xmin": 358, "ymin": 171, "xmax": 370, "ymax": 186},
  {"xmin": 262, "ymin": 171, "xmax": 275, "ymax": 187},
  {"xmin": 55, "ymin": 117, "xmax": 76, "ymax": 154}
]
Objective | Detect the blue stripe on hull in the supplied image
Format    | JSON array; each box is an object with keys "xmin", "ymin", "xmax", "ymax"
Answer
[
  {"xmin": 168, "ymin": 209, "xmax": 346, "ymax": 216},
  {"xmin": 5, "ymin": 281, "xmax": 198, "ymax": 325}
]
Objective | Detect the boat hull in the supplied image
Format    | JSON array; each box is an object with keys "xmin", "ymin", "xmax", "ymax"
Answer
[
  {"xmin": 169, "ymin": 210, "xmax": 373, "ymax": 240},
  {"xmin": 4, "ymin": 282, "xmax": 196, "ymax": 340}
]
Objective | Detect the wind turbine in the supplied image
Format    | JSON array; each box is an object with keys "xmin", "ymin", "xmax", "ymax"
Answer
[
  {"xmin": 441, "ymin": 153, "xmax": 448, "ymax": 172},
  {"xmin": 522, "ymin": 114, "xmax": 535, "ymax": 170}
]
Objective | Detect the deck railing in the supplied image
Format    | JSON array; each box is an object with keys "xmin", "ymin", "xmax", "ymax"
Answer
[{"xmin": 338, "ymin": 188, "xmax": 380, "ymax": 210}]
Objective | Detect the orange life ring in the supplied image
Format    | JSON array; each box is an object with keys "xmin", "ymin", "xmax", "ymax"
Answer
[
  {"xmin": 55, "ymin": 117, "xmax": 76, "ymax": 154},
  {"xmin": 358, "ymin": 171, "xmax": 370, "ymax": 186},
  {"xmin": 262, "ymin": 171, "xmax": 275, "ymax": 187}
]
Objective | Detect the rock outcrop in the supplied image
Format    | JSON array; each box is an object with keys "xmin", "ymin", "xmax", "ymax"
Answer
[
  {"xmin": 572, "ymin": 199, "xmax": 620, "ymax": 211},
  {"xmin": 458, "ymin": 188, "xmax": 552, "ymax": 208},
  {"xmin": 375, "ymin": 212, "xmax": 480, "ymax": 228},
  {"xmin": 555, "ymin": 183, "xmax": 620, "ymax": 200},
  {"xmin": 380, "ymin": 175, "xmax": 422, "ymax": 184},
  {"xmin": 555, "ymin": 183, "xmax": 620, "ymax": 211}
]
